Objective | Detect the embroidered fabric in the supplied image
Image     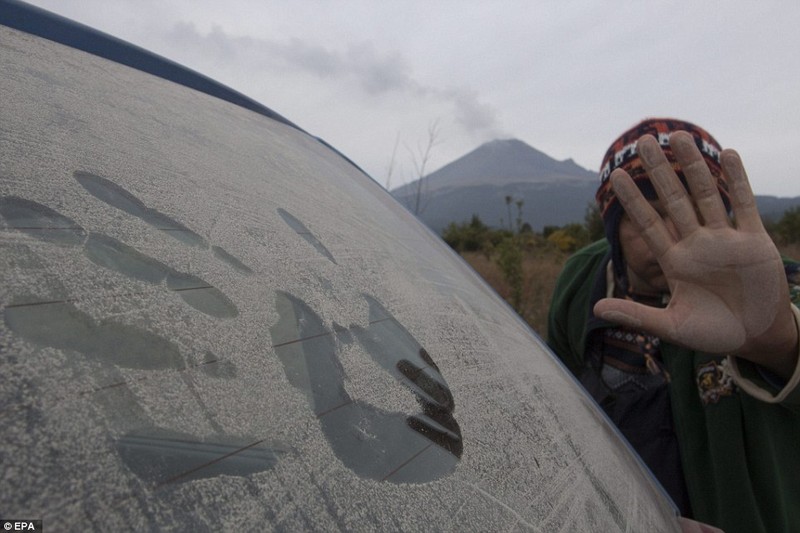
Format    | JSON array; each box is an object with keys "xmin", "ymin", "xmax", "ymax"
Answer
[{"xmin": 600, "ymin": 325, "xmax": 670, "ymax": 393}]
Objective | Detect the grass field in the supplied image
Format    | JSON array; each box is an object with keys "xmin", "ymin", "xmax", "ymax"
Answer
[{"xmin": 461, "ymin": 241, "xmax": 800, "ymax": 340}]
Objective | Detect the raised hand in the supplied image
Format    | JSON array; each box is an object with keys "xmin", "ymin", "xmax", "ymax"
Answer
[{"xmin": 593, "ymin": 132, "xmax": 799, "ymax": 380}]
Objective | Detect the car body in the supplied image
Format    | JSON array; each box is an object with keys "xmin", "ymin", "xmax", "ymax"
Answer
[{"xmin": 0, "ymin": 1, "xmax": 680, "ymax": 530}]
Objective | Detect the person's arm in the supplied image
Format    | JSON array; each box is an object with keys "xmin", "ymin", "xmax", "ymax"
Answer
[
  {"xmin": 592, "ymin": 132, "xmax": 799, "ymax": 383},
  {"xmin": 726, "ymin": 302, "xmax": 800, "ymax": 405}
]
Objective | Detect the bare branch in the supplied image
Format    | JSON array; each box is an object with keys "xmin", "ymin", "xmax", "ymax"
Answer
[
  {"xmin": 408, "ymin": 119, "xmax": 443, "ymax": 215},
  {"xmin": 384, "ymin": 131, "xmax": 401, "ymax": 190}
]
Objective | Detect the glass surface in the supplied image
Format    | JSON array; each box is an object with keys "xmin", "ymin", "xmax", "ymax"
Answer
[
  {"xmin": 270, "ymin": 290, "xmax": 461, "ymax": 483},
  {"xmin": 0, "ymin": 25, "xmax": 679, "ymax": 531}
]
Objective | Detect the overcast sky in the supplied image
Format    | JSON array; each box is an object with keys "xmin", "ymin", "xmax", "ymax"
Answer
[{"xmin": 22, "ymin": 0, "xmax": 800, "ymax": 197}]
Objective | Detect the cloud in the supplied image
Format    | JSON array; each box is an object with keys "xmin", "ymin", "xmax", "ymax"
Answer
[
  {"xmin": 165, "ymin": 22, "xmax": 409, "ymax": 93},
  {"xmin": 448, "ymin": 90, "xmax": 502, "ymax": 137},
  {"xmin": 279, "ymin": 38, "xmax": 344, "ymax": 78},
  {"xmin": 164, "ymin": 22, "xmax": 501, "ymax": 137},
  {"xmin": 345, "ymin": 43, "xmax": 413, "ymax": 95},
  {"xmin": 167, "ymin": 22, "xmax": 241, "ymax": 64}
]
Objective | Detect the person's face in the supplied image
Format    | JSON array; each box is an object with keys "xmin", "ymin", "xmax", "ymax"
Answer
[{"xmin": 617, "ymin": 202, "xmax": 677, "ymax": 295}]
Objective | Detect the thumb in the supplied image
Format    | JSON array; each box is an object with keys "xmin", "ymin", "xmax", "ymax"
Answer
[
  {"xmin": 593, "ymin": 298, "xmax": 668, "ymax": 335},
  {"xmin": 678, "ymin": 517, "xmax": 726, "ymax": 533}
]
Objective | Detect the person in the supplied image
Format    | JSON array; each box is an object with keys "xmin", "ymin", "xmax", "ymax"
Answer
[{"xmin": 547, "ymin": 118, "xmax": 800, "ymax": 533}]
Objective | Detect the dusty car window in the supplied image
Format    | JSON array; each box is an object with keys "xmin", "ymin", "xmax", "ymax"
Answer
[
  {"xmin": 271, "ymin": 290, "xmax": 462, "ymax": 483},
  {"xmin": 0, "ymin": 24, "xmax": 679, "ymax": 532}
]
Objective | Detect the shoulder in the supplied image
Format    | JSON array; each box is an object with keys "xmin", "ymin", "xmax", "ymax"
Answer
[
  {"xmin": 558, "ymin": 239, "xmax": 609, "ymax": 284},
  {"xmin": 568, "ymin": 238, "xmax": 609, "ymax": 261},
  {"xmin": 548, "ymin": 239, "xmax": 609, "ymax": 371},
  {"xmin": 550, "ymin": 239, "xmax": 609, "ymax": 315}
]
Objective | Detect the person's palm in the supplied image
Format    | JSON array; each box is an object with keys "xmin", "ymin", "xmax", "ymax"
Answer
[{"xmin": 594, "ymin": 133, "xmax": 798, "ymax": 378}]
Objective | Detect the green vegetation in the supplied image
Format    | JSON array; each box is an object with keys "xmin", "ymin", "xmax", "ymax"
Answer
[
  {"xmin": 442, "ymin": 215, "xmax": 501, "ymax": 253},
  {"xmin": 765, "ymin": 206, "xmax": 800, "ymax": 245},
  {"xmin": 443, "ymin": 202, "xmax": 800, "ymax": 338}
]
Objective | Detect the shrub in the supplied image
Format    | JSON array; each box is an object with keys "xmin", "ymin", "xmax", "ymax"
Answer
[
  {"xmin": 546, "ymin": 223, "xmax": 589, "ymax": 253},
  {"xmin": 442, "ymin": 215, "xmax": 490, "ymax": 252},
  {"xmin": 770, "ymin": 207, "xmax": 800, "ymax": 245}
]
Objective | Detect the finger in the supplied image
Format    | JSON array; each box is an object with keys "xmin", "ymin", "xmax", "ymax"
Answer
[
  {"xmin": 637, "ymin": 134, "xmax": 700, "ymax": 237},
  {"xmin": 593, "ymin": 297, "xmax": 669, "ymax": 337},
  {"xmin": 678, "ymin": 517, "xmax": 725, "ymax": 533},
  {"xmin": 720, "ymin": 148, "xmax": 765, "ymax": 233},
  {"xmin": 669, "ymin": 131, "xmax": 729, "ymax": 229},
  {"xmin": 610, "ymin": 169, "xmax": 675, "ymax": 259}
]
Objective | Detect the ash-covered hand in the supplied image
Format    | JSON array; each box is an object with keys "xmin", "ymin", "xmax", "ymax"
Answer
[{"xmin": 593, "ymin": 132, "xmax": 799, "ymax": 380}]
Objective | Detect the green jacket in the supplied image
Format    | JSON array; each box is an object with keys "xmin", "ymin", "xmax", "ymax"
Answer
[{"xmin": 547, "ymin": 239, "xmax": 800, "ymax": 533}]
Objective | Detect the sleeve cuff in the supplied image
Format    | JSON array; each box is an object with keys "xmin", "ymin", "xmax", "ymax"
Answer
[{"xmin": 727, "ymin": 304, "xmax": 800, "ymax": 405}]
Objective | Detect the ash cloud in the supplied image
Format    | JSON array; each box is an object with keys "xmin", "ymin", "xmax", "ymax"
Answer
[
  {"xmin": 449, "ymin": 90, "xmax": 502, "ymax": 137},
  {"xmin": 165, "ymin": 22, "xmax": 501, "ymax": 136}
]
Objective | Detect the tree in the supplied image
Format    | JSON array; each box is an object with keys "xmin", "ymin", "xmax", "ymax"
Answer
[
  {"xmin": 383, "ymin": 132, "xmax": 401, "ymax": 191},
  {"xmin": 585, "ymin": 201, "xmax": 605, "ymax": 242},
  {"xmin": 442, "ymin": 214, "xmax": 490, "ymax": 252},
  {"xmin": 408, "ymin": 120, "xmax": 443, "ymax": 215},
  {"xmin": 547, "ymin": 223, "xmax": 590, "ymax": 253},
  {"xmin": 542, "ymin": 225, "xmax": 559, "ymax": 239},
  {"xmin": 497, "ymin": 235, "xmax": 523, "ymax": 311},
  {"xmin": 769, "ymin": 206, "xmax": 800, "ymax": 245},
  {"xmin": 505, "ymin": 195, "xmax": 513, "ymax": 232}
]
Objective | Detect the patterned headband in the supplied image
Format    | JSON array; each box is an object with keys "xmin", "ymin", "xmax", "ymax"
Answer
[{"xmin": 595, "ymin": 118, "xmax": 729, "ymax": 217}]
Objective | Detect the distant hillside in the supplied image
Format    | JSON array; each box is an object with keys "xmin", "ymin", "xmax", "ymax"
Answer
[
  {"xmin": 391, "ymin": 138, "xmax": 800, "ymax": 233},
  {"xmin": 756, "ymin": 196, "xmax": 800, "ymax": 221},
  {"xmin": 391, "ymin": 139, "xmax": 597, "ymax": 232}
]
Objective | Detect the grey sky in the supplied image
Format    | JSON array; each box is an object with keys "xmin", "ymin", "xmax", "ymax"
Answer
[{"xmin": 21, "ymin": 0, "xmax": 800, "ymax": 196}]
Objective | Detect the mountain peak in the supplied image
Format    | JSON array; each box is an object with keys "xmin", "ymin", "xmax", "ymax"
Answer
[
  {"xmin": 467, "ymin": 138, "xmax": 551, "ymax": 162},
  {"xmin": 392, "ymin": 138, "xmax": 595, "ymax": 196}
]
